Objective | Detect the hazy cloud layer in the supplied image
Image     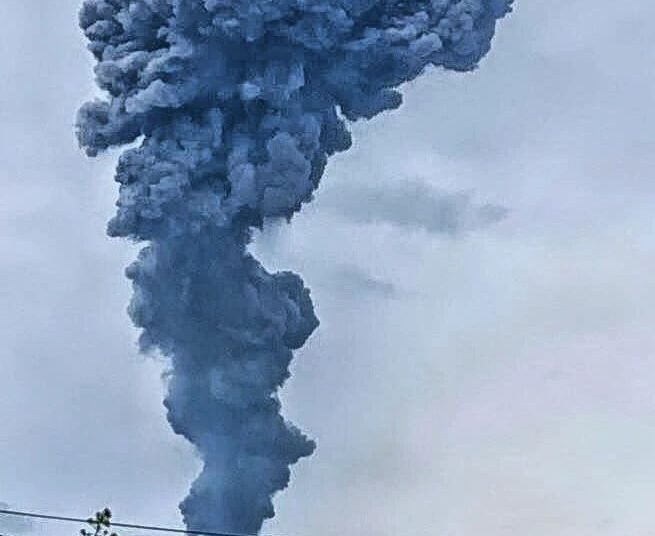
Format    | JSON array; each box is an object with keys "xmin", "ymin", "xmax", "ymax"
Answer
[{"xmin": 2, "ymin": 1, "xmax": 655, "ymax": 536}]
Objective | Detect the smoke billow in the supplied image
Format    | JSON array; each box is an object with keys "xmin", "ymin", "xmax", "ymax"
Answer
[{"xmin": 77, "ymin": 0, "xmax": 512, "ymax": 533}]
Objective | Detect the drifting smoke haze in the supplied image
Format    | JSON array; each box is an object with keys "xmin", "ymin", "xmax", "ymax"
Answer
[
  {"xmin": 76, "ymin": 0, "xmax": 512, "ymax": 533},
  {"xmin": 321, "ymin": 180, "xmax": 508, "ymax": 236}
]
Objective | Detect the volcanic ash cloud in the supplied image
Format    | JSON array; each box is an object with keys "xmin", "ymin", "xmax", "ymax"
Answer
[{"xmin": 77, "ymin": 0, "xmax": 513, "ymax": 533}]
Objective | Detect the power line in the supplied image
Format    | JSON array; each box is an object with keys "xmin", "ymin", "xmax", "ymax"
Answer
[{"xmin": 0, "ymin": 509, "xmax": 266, "ymax": 536}]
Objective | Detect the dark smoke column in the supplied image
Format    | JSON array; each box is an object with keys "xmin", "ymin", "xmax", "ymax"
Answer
[{"xmin": 77, "ymin": 0, "xmax": 513, "ymax": 533}]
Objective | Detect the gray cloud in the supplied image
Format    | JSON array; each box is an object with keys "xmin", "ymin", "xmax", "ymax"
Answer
[{"xmin": 320, "ymin": 180, "xmax": 508, "ymax": 236}]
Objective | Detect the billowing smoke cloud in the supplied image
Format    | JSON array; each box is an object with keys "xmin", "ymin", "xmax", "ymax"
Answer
[{"xmin": 76, "ymin": 0, "xmax": 512, "ymax": 533}]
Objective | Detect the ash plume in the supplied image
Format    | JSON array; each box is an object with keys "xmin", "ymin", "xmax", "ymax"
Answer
[{"xmin": 76, "ymin": 0, "xmax": 513, "ymax": 533}]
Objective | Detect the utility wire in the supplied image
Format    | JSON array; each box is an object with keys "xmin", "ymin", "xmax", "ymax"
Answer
[{"xmin": 0, "ymin": 509, "xmax": 266, "ymax": 536}]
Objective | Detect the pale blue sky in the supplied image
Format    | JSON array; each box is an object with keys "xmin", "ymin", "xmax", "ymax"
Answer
[{"xmin": 2, "ymin": 2, "xmax": 655, "ymax": 535}]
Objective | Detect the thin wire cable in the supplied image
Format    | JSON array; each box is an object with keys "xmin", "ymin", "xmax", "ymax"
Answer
[{"xmin": 0, "ymin": 509, "xmax": 268, "ymax": 536}]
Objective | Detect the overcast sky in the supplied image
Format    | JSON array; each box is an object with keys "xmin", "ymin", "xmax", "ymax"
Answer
[{"xmin": 2, "ymin": 2, "xmax": 655, "ymax": 536}]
